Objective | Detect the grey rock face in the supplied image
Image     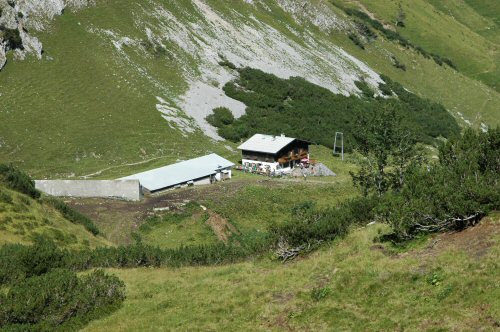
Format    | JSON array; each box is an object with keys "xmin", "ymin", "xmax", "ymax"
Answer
[
  {"xmin": 17, "ymin": 0, "xmax": 65, "ymax": 31},
  {"xmin": 0, "ymin": 0, "xmax": 93, "ymax": 70},
  {"xmin": 0, "ymin": 42, "xmax": 6, "ymax": 69},
  {"xmin": 17, "ymin": 29, "xmax": 43, "ymax": 59},
  {"xmin": 0, "ymin": 0, "xmax": 19, "ymax": 29},
  {"xmin": 276, "ymin": 0, "xmax": 350, "ymax": 32}
]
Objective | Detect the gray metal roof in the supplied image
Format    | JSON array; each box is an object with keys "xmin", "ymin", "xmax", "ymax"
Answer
[
  {"xmin": 237, "ymin": 134, "xmax": 296, "ymax": 154},
  {"xmin": 119, "ymin": 154, "xmax": 234, "ymax": 192}
]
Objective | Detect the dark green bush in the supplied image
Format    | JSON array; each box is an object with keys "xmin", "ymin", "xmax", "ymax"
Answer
[
  {"xmin": 213, "ymin": 68, "xmax": 459, "ymax": 148},
  {"xmin": 274, "ymin": 126, "xmax": 498, "ymax": 246},
  {"xmin": 0, "ymin": 232, "xmax": 271, "ymax": 279},
  {"xmin": 0, "ymin": 235, "xmax": 125, "ymax": 331},
  {"xmin": 355, "ymin": 21, "xmax": 377, "ymax": 40},
  {"xmin": 218, "ymin": 59, "xmax": 237, "ymax": 70},
  {"xmin": 0, "ymin": 243, "xmax": 25, "ymax": 284},
  {"xmin": 0, "ymin": 164, "xmax": 40, "ymax": 199},
  {"xmin": 284, "ymin": 209, "xmax": 344, "ymax": 245},
  {"xmin": 348, "ymin": 32, "xmax": 365, "ymax": 49},
  {"xmin": 441, "ymin": 57, "xmax": 457, "ymax": 69},
  {"xmin": 78, "ymin": 232, "xmax": 270, "ymax": 269},
  {"xmin": 206, "ymin": 107, "xmax": 235, "ymax": 128},
  {"xmin": 396, "ymin": 4, "xmax": 406, "ymax": 27},
  {"xmin": 391, "ymin": 56, "xmax": 406, "ymax": 71},
  {"xmin": 378, "ymin": 128, "xmax": 500, "ymax": 241},
  {"xmin": 378, "ymin": 75, "xmax": 460, "ymax": 142},
  {"xmin": 271, "ymin": 196, "xmax": 379, "ymax": 247},
  {"xmin": 0, "ymin": 237, "xmax": 67, "ymax": 284},
  {"xmin": 1, "ymin": 28, "xmax": 23, "ymax": 50},
  {"xmin": 0, "ymin": 269, "xmax": 125, "ymax": 331},
  {"xmin": 354, "ymin": 80, "xmax": 375, "ymax": 98}
]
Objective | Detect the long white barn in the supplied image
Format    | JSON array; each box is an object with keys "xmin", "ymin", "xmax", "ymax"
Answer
[{"xmin": 120, "ymin": 153, "xmax": 234, "ymax": 193}]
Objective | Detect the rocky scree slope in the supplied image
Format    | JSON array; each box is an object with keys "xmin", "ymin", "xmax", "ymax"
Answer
[{"xmin": 1, "ymin": 0, "xmax": 381, "ymax": 139}]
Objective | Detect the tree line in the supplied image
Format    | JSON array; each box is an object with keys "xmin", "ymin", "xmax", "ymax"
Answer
[
  {"xmin": 206, "ymin": 67, "xmax": 460, "ymax": 149},
  {"xmin": 273, "ymin": 119, "xmax": 499, "ymax": 246}
]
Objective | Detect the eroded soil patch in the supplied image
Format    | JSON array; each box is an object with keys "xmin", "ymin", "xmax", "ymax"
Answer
[
  {"xmin": 66, "ymin": 179, "xmax": 278, "ymax": 244},
  {"xmin": 407, "ymin": 216, "xmax": 499, "ymax": 260},
  {"xmin": 205, "ymin": 211, "xmax": 239, "ymax": 243}
]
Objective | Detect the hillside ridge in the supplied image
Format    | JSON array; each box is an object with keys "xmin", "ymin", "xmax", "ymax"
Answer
[{"xmin": 0, "ymin": 0, "xmax": 499, "ymax": 178}]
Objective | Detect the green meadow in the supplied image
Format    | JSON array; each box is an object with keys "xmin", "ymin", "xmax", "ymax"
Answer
[
  {"xmin": 83, "ymin": 216, "xmax": 500, "ymax": 331},
  {"xmin": 0, "ymin": 184, "xmax": 110, "ymax": 248}
]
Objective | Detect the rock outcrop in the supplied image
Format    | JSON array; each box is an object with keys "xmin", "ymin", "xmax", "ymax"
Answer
[
  {"xmin": 0, "ymin": 41, "xmax": 6, "ymax": 69},
  {"xmin": 0, "ymin": 0, "xmax": 94, "ymax": 70}
]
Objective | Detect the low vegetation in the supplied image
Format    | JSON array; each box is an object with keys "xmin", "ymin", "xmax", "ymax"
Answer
[
  {"xmin": 83, "ymin": 217, "xmax": 500, "ymax": 331},
  {"xmin": 0, "ymin": 164, "xmax": 100, "ymax": 235},
  {"xmin": 43, "ymin": 197, "xmax": 100, "ymax": 236},
  {"xmin": 0, "ymin": 164, "xmax": 107, "ymax": 247},
  {"xmin": 0, "ymin": 239, "xmax": 124, "ymax": 332},
  {"xmin": 0, "ymin": 27, "xmax": 23, "ymax": 50},
  {"xmin": 274, "ymin": 126, "xmax": 499, "ymax": 249},
  {"xmin": 208, "ymin": 67, "xmax": 460, "ymax": 148},
  {"xmin": 338, "ymin": 5, "xmax": 456, "ymax": 69}
]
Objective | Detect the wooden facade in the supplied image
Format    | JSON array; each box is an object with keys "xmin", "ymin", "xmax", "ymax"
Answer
[{"xmin": 242, "ymin": 139, "xmax": 309, "ymax": 166}]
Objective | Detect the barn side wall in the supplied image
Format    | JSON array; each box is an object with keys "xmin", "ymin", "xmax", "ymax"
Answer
[
  {"xmin": 194, "ymin": 177, "xmax": 212, "ymax": 186},
  {"xmin": 35, "ymin": 180, "xmax": 141, "ymax": 201}
]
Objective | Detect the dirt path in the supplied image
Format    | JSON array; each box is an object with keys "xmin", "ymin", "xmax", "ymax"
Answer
[{"xmin": 81, "ymin": 156, "xmax": 167, "ymax": 179}]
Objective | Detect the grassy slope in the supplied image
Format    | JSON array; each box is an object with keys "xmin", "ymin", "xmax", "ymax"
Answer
[
  {"xmin": 205, "ymin": 147, "xmax": 356, "ymax": 234},
  {"xmin": 341, "ymin": 0, "xmax": 500, "ymax": 92},
  {"xmin": 0, "ymin": 184, "xmax": 110, "ymax": 248},
  {"xmin": 326, "ymin": 0, "xmax": 500, "ymax": 128},
  {"xmin": 139, "ymin": 213, "xmax": 218, "ymax": 249},
  {"xmin": 137, "ymin": 203, "xmax": 220, "ymax": 249},
  {"xmin": 0, "ymin": 0, "xmax": 231, "ymax": 179},
  {"xmin": 82, "ymin": 216, "xmax": 500, "ymax": 331},
  {"xmin": 0, "ymin": 0, "xmax": 498, "ymax": 180}
]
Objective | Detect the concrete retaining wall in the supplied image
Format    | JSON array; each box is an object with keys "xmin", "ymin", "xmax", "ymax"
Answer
[{"xmin": 35, "ymin": 180, "xmax": 141, "ymax": 201}]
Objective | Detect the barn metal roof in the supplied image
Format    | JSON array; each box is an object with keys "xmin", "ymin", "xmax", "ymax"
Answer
[
  {"xmin": 237, "ymin": 134, "xmax": 296, "ymax": 154},
  {"xmin": 119, "ymin": 154, "xmax": 234, "ymax": 192}
]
